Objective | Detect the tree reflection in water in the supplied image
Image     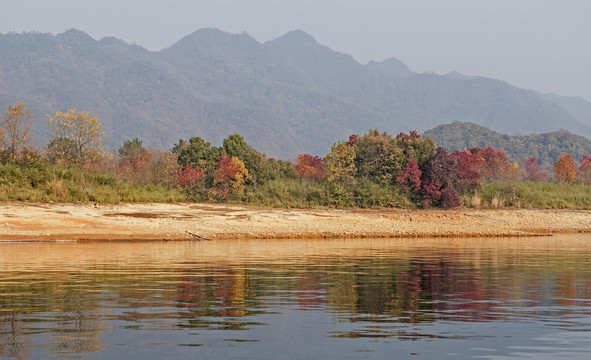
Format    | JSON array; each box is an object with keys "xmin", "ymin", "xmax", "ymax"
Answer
[{"xmin": 1, "ymin": 237, "xmax": 591, "ymax": 358}]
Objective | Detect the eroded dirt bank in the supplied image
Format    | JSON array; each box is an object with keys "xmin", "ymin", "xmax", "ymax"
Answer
[{"xmin": 0, "ymin": 202, "xmax": 590, "ymax": 241}]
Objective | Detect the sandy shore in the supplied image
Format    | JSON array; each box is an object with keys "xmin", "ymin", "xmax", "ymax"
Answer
[{"xmin": 1, "ymin": 202, "xmax": 590, "ymax": 241}]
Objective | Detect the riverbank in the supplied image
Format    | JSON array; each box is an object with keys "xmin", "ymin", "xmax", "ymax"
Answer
[{"xmin": 1, "ymin": 202, "xmax": 590, "ymax": 241}]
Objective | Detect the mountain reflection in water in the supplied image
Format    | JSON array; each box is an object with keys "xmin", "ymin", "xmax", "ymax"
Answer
[{"xmin": 1, "ymin": 236, "xmax": 591, "ymax": 359}]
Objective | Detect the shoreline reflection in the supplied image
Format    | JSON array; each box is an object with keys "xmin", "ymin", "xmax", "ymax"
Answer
[{"xmin": 1, "ymin": 236, "xmax": 591, "ymax": 359}]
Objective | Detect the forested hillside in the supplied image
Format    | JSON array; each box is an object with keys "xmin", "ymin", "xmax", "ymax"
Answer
[
  {"xmin": 424, "ymin": 122, "xmax": 591, "ymax": 167},
  {"xmin": 1, "ymin": 28, "xmax": 590, "ymax": 158}
]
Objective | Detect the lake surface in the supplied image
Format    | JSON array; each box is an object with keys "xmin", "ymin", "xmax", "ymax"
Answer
[{"xmin": 1, "ymin": 236, "xmax": 591, "ymax": 359}]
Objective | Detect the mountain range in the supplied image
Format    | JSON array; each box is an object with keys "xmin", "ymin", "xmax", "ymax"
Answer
[{"xmin": 1, "ymin": 28, "xmax": 590, "ymax": 159}]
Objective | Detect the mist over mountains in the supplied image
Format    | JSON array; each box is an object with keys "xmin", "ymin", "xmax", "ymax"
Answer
[{"xmin": 1, "ymin": 28, "xmax": 590, "ymax": 159}]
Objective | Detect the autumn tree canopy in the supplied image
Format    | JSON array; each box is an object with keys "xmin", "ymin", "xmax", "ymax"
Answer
[
  {"xmin": 4, "ymin": 99, "xmax": 591, "ymax": 209},
  {"xmin": 223, "ymin": 134, "xmax": 271, "ymax": 186},
  {"xmin": 325, "ymin": 140, "xmax": 357, "ymax": 183},
  {"xmin": 213, "ymin": 155, "xmax": 252, "ymax": 200},
  {"xmin": 353, "ymin": 129, "xmax": 402, "ymax": 183},
  {"xmin": 174, "ymin": 136, "xmax": 222, "ymax": 171},
  {"xmin": 553, "ymin": 153, "xmax": 577, "ymax": 183},
  {"xmin": 118, "ymin": 138, "xmax": 147, "ymax": 163},
  {"xmin": 394, "ymin": 131, "xmax": 436, "ymax": 170},
  {"xmin": 466, "ymin": 146, "xmax": 512, "ymax": 180},
  {"xmin": 117, "ymin": 138, "xmax": 153, "ymax": 183},
  {"xmin": 295, "ymin": 154, "xmax": 326, "ymax": 181},
  {"xmin": 0, "ymin": 103, "xmax": 33, "ymax": 162},
  {"xmin": 577, "ymin": 155, "xmax": 591, "ymax": 183},
  {"xmin": 47, "ymin": 109, "xmax": 107, "ymax": 165},
  {"xmin": 522, "ymin": 157, "xmax": 547, "ymax": 181}
]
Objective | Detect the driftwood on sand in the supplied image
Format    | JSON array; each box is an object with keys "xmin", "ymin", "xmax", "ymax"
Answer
[{"xmin": 185, "ymin": 231, "xmax": 213, "ymax": 241}]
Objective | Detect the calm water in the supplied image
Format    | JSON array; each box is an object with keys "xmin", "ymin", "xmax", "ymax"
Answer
[{"xmin": 1, "ymin": 236, "xmax": 591, "ymax": 359}]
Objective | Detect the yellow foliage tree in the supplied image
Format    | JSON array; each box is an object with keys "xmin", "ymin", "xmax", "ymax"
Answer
[
  {"xmin": 229, "ymin": 156, "xmax": 252, "ymax": 193},
  {"xmin": 503, "ymin": 162, "xmax": 523, "ymax": 181},
  {"xmin": 48, "ymin": 109, "xmax": 108, "ymax": 165},
  {"xmin": 0, "ymin": 103, "xmax": 34, "ymax": 161},
  {"xmin": 325, "ymin": 141, "xmax": 357, "ymax": 183}
]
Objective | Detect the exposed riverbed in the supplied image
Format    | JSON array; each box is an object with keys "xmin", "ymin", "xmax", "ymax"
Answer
[{"xmin": 1, "ymin": 202, "xmax": 590, "ymax": 241}]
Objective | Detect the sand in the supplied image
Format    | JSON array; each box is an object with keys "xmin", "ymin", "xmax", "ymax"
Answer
[{"xmin": 1, "ymin": 202, "xmax": 590, "ymax": 241}]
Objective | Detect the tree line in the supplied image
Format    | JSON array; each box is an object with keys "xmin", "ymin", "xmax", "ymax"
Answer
[{"xmin": 2, "ymin": 104, "xmax": 591, "ymax": 208}]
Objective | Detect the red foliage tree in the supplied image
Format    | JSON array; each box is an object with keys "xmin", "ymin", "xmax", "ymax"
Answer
[
  {"xmin": 420, "ymin": 178, "xmax": 442, "ymax": 207},
  {"xmin": 522, "ymin": 157, "xmax": 547, "ymax": 181},
  {"xmin": 119, "ymin": 152, "xmax": 152, "ymax": 181},
  {"xmin": 420, "ymin": 148, "xmax": 453, "ymax": 206},
  {"xmin": 396, "ymin": 158, "xmax": 422, "ymax": 192},
  {"xmin": 395, "ymin": 130, "xmax": 421, "ymax": 142},
  {"xmin": 419, "ymin": 148, "xmax": 482, "ymax": 208},
  {"xmin": 440, "ymin": 187, "xmax": 460, "ymax": 209},
  {"xmin": 451, "ymin": 150, "xmax": 482, "ymax": 192},
  {"xmin": 295, "ymin": 154, "xmax": 326, "ymax": 181},
  {"xmin": 176, "ymin": 164, "xmax": 205, "ymax": 195},
  {"xmin": 347, "ymin": 134, "xmax": 358, "ymax": 147},
  {"xmin": 467, "ymin": 146, "xmax": 511, "ymax": 180},
  {"xmin": 577, "ymin": 155, "xmax": 591, "ymax": 183},
  {"xmin": 214, "ymin": 155, "xmax": 239, "ymax": 198}
]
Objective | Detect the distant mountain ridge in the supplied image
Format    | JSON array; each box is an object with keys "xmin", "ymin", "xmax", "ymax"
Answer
[
  {"xmin": 540, "ymin": 93, "xmax": 591, "ymax": 128},
  {"xmin": 1, "ymin": 28, "xmax": 590, "ymax": 158}
]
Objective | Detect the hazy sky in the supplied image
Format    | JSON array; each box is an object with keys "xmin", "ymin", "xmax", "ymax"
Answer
[{"xmin": 2, "ymin": 0, "xmax": 590, "ymax": 101}]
